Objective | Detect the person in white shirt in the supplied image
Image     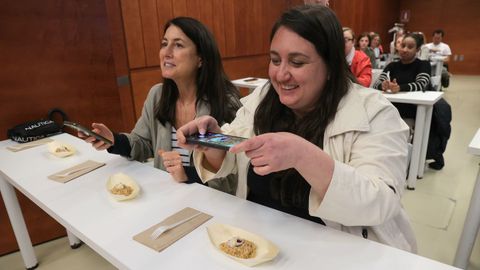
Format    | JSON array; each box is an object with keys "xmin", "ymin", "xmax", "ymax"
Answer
[
  {"xmin": 425, "ymin": 29, "xmax": 452, "ymax": 62},
  {"xmin": 425, "ymin": 29, "xmax": 451, "ymax": 88}
]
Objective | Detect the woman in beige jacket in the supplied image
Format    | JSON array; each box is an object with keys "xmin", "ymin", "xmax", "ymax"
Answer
[{"xmin": 178, "ymin": 6, "xmax": 416, "ymax": 252}]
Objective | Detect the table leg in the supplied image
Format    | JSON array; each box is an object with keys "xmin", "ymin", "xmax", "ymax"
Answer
[
  {"xmin": 0, "ymin": 172, "xmax": 38, "ymax": 269},
  {"xmin": 418, "ymin": 105, "xmax": 434, "ymax": 178},
  {"xmin": 66, "ymin": 230, "xmax": 82, "ymax": 249},
  {"xmin": 435, "ymin": 60, "xmax": 443, "ymax": 78},
  {"xmin": 454, "ymin": 167, "xmax": 480, "ymax": 269},
  {"xmin": 407, "ymin": 105, "xmax": 426, "ymax": 190}
]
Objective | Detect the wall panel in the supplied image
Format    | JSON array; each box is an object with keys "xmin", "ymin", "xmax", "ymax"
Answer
[
  {"xmin": 120, "ymin": 0, "xmax": 146, "ymax": 68},
  {"xmin": 0, "ymin": 0, "xmax": 125, "ymax": 255},
  {"xmin": 139, "ymin": 0, "xmax": 161, "ymax": 67}
]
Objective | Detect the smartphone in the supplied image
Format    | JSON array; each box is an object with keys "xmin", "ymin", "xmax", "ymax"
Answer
[
  {"xmin": 63, "ymin": 121, "xmax": 113, "ymax": 145},
  {"xmin": 186, "ymin": 132, "xmax": 247, "ymax": 150}
]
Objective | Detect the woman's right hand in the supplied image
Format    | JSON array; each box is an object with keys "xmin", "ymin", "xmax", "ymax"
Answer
[
  {"xmin": 176, "ymin": 116, "xmax": 221, "ymax": 150},
  {"xmin": 78, "ymin": 123, "xmax": 114, "ymax": 151},
  {"xmin": 176, "ymin": 116, "xmax": 226, "ymax": 172}
]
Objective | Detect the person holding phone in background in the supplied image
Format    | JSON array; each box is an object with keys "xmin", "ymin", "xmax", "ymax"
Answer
[
  {"xmin": 178, "ymin": 5, "xmax": 416, "ymax": 252},
  {"xmin": 80, "ymin": 17, "xmax": 241, "ymax": 193}
]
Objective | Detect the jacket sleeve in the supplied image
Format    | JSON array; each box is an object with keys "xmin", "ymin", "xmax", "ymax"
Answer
[
  {"xmin": 193, "ymin": 84, "xmax": 266, "ymax": 185},
  {"xmin": 372, "ymin": 65, "xmax": 391, "ymax": 90},
  {"xmin": 399, "ymin": 60, "xmax": 431, "ymax": 92},
  {"xmin": 309, "ymin": 98, "xmax": 410, "ymax": 226},
  {"xmin": 124, "ymin": 84, "xmax": 161, "ymax": 162},
  {"xmin": 355, "ymin": 54, "xmax": 372, "ymax": 87}
]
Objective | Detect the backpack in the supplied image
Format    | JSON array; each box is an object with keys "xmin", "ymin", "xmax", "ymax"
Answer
[{"xmin": 7, "ymin": 108, "xmax": 68, "ymax": 143}]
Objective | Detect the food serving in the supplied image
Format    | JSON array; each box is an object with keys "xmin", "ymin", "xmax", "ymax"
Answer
[
  {"xmin": 106, "ymin": 173, "xmax": 140, "ymax": 201},
  {"xmin": 47, "ymin": 141, "xmax": 76, "ymax": 158},
  {"xmin": 207, "ymin": 223, "xmax": 278, "ymax": 267}
]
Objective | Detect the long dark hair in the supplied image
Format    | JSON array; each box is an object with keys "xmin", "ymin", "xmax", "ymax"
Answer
[
  {"xmin": 254, "ymin": 5, "xmax": 354, "ymax": 208},
  {"xmin": 155, "ymin": 17, "xmax": 240, "ymax": 126}
]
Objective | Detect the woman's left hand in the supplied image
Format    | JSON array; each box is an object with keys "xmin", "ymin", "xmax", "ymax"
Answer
[
  {"xmin": 158, "ymin": 150, "xmax": 187, "ymax": 182},
  {"xmin": 230, "ymin": 132, "xmax": 304, "ymax": 175}
]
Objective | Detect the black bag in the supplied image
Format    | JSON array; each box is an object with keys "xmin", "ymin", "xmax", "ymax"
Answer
[{"xmin": 7, "ymin": 108, "xmax": 68, "ymax": 143}]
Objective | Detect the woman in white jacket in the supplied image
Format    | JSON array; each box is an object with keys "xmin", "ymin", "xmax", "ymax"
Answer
[{"xmin": 178, "ymin": 5, "xmax": 416, "ymax": 252}]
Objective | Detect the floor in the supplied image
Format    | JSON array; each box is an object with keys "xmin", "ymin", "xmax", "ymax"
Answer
[{"xmin": 1, "ymin": 75, "xmax": 479, "ymax": 269}]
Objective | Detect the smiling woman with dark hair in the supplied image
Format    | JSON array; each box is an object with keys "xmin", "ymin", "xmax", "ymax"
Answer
[
  {"xmin": 178, "ymin": 5, "xmax": 416, "ymax": 252},
  {"xmin": 79, "ymin": 17, "xmax": 240, "ymax": 194}
]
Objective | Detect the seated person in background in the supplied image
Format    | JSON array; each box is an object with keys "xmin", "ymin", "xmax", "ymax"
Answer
[
  {"xmin": 389, "ymin": 28, "xmax": 405, "ymax": 54},
  {"xmin": 304, "ymin": 0, "xmax": 329, "ymax": 6},
  {"xmin": 373, "ymin": 33, "xmax": 431, "ymax": 119},
  {"xmin": 426, "ymin": 29, "xmax": 452, "ymax": 62},
  {"xmin": 356, "ymin": 32, "xmax": 377, "ymax": 69},
  {"xmin": 80, "ymin": 17, "xmax": 241, "ymax": 194},
  {"xmin": 178, "ymin": 5, "xmax": 416, "ymax": 252},
  {"xmin": 387, "ymin": 34, "xmax": 404, "ymax": 64},
  {"xmin": 425, "ymin": 29, "xmax": 451, "ymax": 88},
  {"xmin": 369, "ymin": 32, "xmax": 384, "ymax": 62},
  {"xmin": 343, "ymin": 27, "xmax": 372, "ymax": 87},
  {"xmin": 414, "ymin": 32, "xmax": 430, "ymax": 61}
]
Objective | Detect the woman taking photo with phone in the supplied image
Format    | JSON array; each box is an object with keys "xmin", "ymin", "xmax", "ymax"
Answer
[
  {"xmin": 178, "ymin": 5, "xmax": 416, "ymax": 252},
  {"xmin": 80, "ymin": 17, "xmax": 240, "ymax": 193}
]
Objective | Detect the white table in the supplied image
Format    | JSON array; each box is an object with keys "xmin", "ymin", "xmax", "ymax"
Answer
[
  {"xmin": 454, "ymin": 128, "xmax": 480, "ymax": 269},
  {"xmin": 383, "ymin": 91, "xmax": 444, "ymax": 189},
  {"xmin": 231, "ymin": 77, "xmax": 268, "ymax": 91},
  {"xmin": 0, "ymin": 133, "xmax": 459, "ymax": 269}
]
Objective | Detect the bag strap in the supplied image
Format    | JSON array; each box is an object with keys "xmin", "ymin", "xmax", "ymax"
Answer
[{"xmin": 47, "ymin": 108, "xmax": 68, "ymax": 128}]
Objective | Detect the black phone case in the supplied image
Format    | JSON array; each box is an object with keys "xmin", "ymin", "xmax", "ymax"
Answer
[
  {"xmin": 186, "ymin": 133, "xmax": 246, "ymax": 151},
  {"xmin": 63, "ymin": 121, "xmax": 113, "ymax": 145}
]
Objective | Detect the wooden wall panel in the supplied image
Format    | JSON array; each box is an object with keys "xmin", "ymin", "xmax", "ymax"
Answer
[
  {"xmin": 130, "ymin": 68, "xmax": 162, "ymax": 118},
  {"xmin": 332, "ymin": 0, "xmax": 401, "ymax": 53},
  {"xmin": 139, "ymin": 0, "xmax": 161, "ymax": 67},
  {"xmin": 224, "ymin": 54, "xmax": 270, "ymax": 81},
  {"xmin": 400, "ymin": 0, "xmax": 480, "ymax": 74},
  {"xmin": 171, "ymin": 0, "xmax": 227, "ymax": 57},
  {"xmin": 224, "ymin": 0, "xmax": 285, "ymax": 57},
  {"xmin": 0, "ymin": 0, "xmax": 125, "ymax": 255},
  {"xmin": 105, "ymin": 0, "xmax": 136, "ymax": 131},
  {"xmin": 120, "ymin": 0, "xmax": 146, "ymax": 68}
]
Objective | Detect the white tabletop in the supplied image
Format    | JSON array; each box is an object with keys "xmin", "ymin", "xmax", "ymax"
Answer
[
  {"xmin": 231, "ymin": 77, "xmax": 269, "ymax": 89},
  {"xmin": 0, "ymin": 134, "xmax": 459, "ymax": 269},
  {"xmin": 468, "ymin": 128, "xmax": 480, "ymax": 156},
  {"xmin": 383, "ymin": 91, "xmax": 443, "ymax": 105}
]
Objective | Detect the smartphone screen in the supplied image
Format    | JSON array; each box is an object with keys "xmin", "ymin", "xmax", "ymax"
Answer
[
  {"xmin": 186, "ymin": 132, "xmax": 246, "ymax": 150},
  {"xmin": 63, "ymin": 121, "xmax": 113, "ymax": 145}
]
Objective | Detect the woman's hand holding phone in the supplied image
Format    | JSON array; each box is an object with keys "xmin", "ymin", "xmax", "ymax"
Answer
[
  {"xmin": 177, "ymin": 116, "xmax": 226, "ymax": 172},
  {"xmin": 176, "ymin": 116, "xmax": 221, "ymax": 149},
  {"xmin": 78, "ymin": 123, "xmax": 114, "ymax": 150}
]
